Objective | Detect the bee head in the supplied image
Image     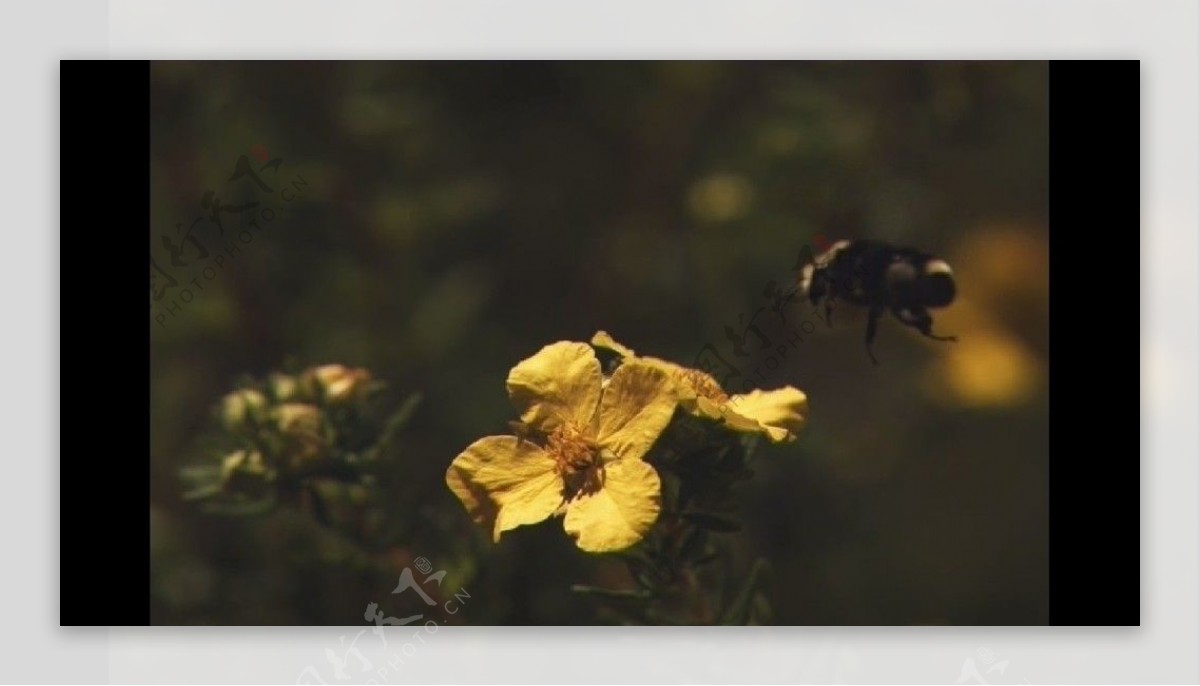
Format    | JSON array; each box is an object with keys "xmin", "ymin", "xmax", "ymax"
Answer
[{"xmin": 885, "ymin": 258, "xmax": 956, "ymax": 308}]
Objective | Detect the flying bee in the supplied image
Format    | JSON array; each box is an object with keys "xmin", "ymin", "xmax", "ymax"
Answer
[{"xmin": 798, "ymin": 239, "xmax": 957, "ymax": 364}]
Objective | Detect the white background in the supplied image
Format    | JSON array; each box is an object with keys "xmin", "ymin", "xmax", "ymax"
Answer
[{"xmin": 4, "ymin": 0, "xmax": 1196, "ymax": 682}]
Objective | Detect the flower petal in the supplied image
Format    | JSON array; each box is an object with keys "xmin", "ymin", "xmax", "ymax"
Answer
[
  {"xmin": 690, "ymin": 394, "xmax": 726, "ymax": 421},
  {"xmin": 563, "ymin": 459, "xmax": 661, "ymax": 552},
  {"xmin": 590, "ymin": 330, "xmax": 637, "ymax": 359},
  {"xmin": 595, "ymin": 361, "xmax": 678, "ymax": 461},
  {"xmin": 589, "ymin": 332, "xmax": 713, "ymax": 409},
  {"xmin": 445, "ymin": 435, "xmax": 563, "ymax": 542},
  {"xmin": 724, "ymin": 386, "xmax": 809, "ymax": 442},
  {"xmin": 506, "ymin": 341, "xmax": 603, "ymax": 433}
]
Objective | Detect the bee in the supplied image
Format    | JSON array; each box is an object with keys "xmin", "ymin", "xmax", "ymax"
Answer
[{"xmin": 798, "ymin": 239, "xmax": 957, "ymax": 364}]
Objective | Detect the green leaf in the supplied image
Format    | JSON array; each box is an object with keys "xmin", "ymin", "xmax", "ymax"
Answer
[
  {"xmin": 677, "ymin": 525, "xmax": 710, "ymax": 563},
  {"xmin": 181, "ymin": 483, "xmax": 224, "ymax": 501},
  {"xmin": 365, "ymin": 392, "xmax": 423, "ymax": 463},
  {"xmin": 682, "ymin": 511, "xmax": 742, "ymax": 533},
  {"xmin": 571, "ymin": 585, "xmax": 652, "ymax": 601}
]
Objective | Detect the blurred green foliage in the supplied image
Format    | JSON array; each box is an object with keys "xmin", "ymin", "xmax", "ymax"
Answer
[{"xmin": 150, "ymin": 61, "xmax": 1048, "ymax": 625}]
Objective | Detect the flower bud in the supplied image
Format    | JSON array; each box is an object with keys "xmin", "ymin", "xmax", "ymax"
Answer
[
  {"xmin": 219, "ymin": 449, "xmax": 274, "ymax": 494},
  {"xmin": 268, "ymin": 373, "xmax": 304, "ymax": 403},
  {"xmin": 309, "ymin": 364, "xmax": 372, "ymax": 404},
  {"xmin": 220, "ymin": 389, "xmax": 267, "ymax": 433},
  {"xmin": 271, "ymin": 403, "xmax": 327, "ymax": 467},
  {"xmin": 271, "ymin": 403, "xmax": 323, "ymax": 436}
]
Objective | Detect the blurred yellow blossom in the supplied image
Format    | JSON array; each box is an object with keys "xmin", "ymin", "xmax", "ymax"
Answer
[
  {"xmin": 935, "ymin": 328, "xmax": 1039, "ymax": 407},
  {"xmin": 592, "ymin": 331, "xmax": 807, "ymax": 442},
  {"xmin": 954, "ymin": 224, "xmax": 1048, "ymax": 308},
  {"xmin": 687, "ymin": 173, "xmax": 754, "ymax": 223},
  {"xmin": 924, "ymin": 296, "xmax": 1041, "ymax": 408},
  {"xmin": 446, "ymin": 341, "xmax": 677, "ymax": 553},
  {"xmin": 922, "ymin": 224, "xmax": 1048, "ymax": 408}
]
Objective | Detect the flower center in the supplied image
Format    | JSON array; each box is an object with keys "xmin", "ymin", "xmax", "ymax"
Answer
[
  {"xmin": 546, "ymin": 422, "xmax": 602, "ymax": 500},
  {"xmin": 677, "ymin": 368, "xmax": 730, "ymax": 404}
]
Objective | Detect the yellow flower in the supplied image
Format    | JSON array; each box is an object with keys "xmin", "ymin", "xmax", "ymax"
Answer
[
  {"xmin": 591, "ymin": 331, "xmax": 808, "ymax": 443},
  {"xmin": 445, "ymin": 341, "xmax": 678, "ymax": 553}
]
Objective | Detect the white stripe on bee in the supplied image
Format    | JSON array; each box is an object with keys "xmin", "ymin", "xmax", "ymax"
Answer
[
  {"xmin": 799, "ymin": 239, "xmax": 850, "ymax": 295},
  {"xmin": 924, "ymin": 259, "xmax": 953, "ymax": 277},
  {"xmin": 816, "ymin": 240, "xmax": 852, "ymax": 267},
  {"xmin": 799, "ymin": 263, "xmax": 815, "ymax": 295}
]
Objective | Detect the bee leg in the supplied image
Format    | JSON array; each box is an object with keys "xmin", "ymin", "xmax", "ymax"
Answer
[
  {"xmin": 865, "ymin": 306, "xmax": 882, "ymax": 365},
  {"xmin": 894, "ymin": 306, "xmax": 958, "ymax": 343},
  {"xmin": 816, "ymin": 297, "xmax": 835, "ymax": 326}
]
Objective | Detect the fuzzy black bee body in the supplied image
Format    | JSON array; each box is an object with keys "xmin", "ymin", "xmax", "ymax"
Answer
[{"xmin": 799, "ymin": 239, "xmax": 957, "ymax": 364}]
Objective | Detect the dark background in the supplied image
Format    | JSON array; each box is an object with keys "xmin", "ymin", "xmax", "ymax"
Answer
[{"xmin": 149, "ymin": 61, "xmax": 1049, "ymax": 625}]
